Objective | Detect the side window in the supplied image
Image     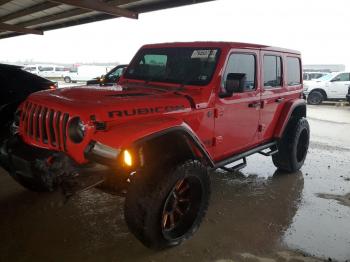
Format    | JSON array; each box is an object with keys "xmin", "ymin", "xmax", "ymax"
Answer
[
  {"xmin": 108, "ymin": 67, "xmax": 124, "ymax": 79},
  {"xmin": 263, "ymin": 55, "xmax": 282, "ymax": 88},
  {"xmin": 287, "ymin": 57, "xmax": 301, "ymax": 86},
  {"xmin": 223, "ymin": 53, "xmax": 256, "ymax": 91},
  {"xmin": 332, "ymin": 73, "xmax": 350, "ymax": 82},
  {"xmin": 39, "ymin": 67, "xmax": 53, "ymax": 72}
]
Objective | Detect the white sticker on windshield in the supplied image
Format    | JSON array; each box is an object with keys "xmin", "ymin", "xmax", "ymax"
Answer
[{"xmin": 191, "ymin": 50, "xmax": 217, "ymax": 59}]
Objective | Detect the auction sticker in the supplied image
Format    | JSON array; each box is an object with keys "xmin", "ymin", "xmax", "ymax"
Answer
[{"xmin": 191, "ymin": 50, "xmax": 217, "ymax": 59}]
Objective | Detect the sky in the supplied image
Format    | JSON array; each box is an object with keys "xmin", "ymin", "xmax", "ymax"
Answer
[{"xmin": 0, "ymin": 0, "xmax": 349, "ymax": 69}]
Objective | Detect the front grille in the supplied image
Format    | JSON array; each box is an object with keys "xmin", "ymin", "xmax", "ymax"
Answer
[{"xmin": 21, "ymin": 101, "xmax": 70, "ymax": 151}]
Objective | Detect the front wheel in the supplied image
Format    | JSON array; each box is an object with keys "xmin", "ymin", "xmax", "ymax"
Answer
[
  {"xmin": 273, "ymin": 118, "xmax": 310, "ymax": 172},
  {"xmin": 64, "ymin": 76, "xmax": 71, "ymax": 83},
  {"xmin": 124, "ymin": 160, "xmax": 210, "ymax": 249},
  {"xmin": 307, "ymin": 91, "xmax": 323, "ymax": 105}
]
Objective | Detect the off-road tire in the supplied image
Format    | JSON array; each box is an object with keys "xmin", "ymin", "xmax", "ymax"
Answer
[
  {"xmin": 307, "ymin": 91, "xmax": 323, "ymax": 105},
  {"xmin": 124, "ymin": 160, "xmax": 210, "ymax": 249},
  {"xmin": 64, "ymin": 76, "xmax": 71, "ymax": 83},
  {"xmin": 273, "ymin": 118, "xmax": 310, "ymax": 172}
]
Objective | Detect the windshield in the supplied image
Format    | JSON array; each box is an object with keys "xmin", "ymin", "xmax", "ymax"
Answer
[
  {"xmin": 316, "ymin": 73, "xmax": 336, "ymax": 81},
  {"xmin": 124, "ymin": 47, "xmax": 221, "ymax": 86}
]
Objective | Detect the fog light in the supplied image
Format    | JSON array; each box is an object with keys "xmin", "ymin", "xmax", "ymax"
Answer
[{"xmin": 123, "ymin": 150, "xmax": 132, "ymax": 167}]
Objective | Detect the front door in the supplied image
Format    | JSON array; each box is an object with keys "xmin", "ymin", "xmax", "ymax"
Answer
[
  {"xmin": 214, "ymin": 50, "xmax": 261, "ymax": 161},
  {"xmin": 328, "ymin": 72, "xmax": 350, "ymax": 99}
]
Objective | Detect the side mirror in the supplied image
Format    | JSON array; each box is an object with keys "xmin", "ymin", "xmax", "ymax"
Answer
[
  {"xmin": 224, "ymin": 73, "xmax": 246, "ymax": 96},
  {"xmin": 331, "ymin": 78, "xmax": 340, "ymax": 82}
]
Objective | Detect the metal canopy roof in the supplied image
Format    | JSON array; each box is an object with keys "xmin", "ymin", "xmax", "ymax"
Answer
[{"xmin": 0, "ymin": 0, "xmax": 214, "ymax": 39}]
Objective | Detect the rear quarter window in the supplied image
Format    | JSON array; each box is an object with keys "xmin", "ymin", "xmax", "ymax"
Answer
[{"xmin": 287, "ymin": 57, "xmax": 301, "ymax": 86}]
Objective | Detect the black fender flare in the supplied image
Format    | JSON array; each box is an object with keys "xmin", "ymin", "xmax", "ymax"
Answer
[{"xmin": 133, "ymin": 126, "xmax": 215, "ymax": 168}]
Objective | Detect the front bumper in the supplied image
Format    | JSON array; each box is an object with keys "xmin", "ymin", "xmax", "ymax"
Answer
[
  {"xmin": 0, "ymin": 137, "xmax": 113, "ymax": 192},
  {"xmin": 84, "ymin": 141, "xmax": 121, "ymax": 166},
  {"xmin": 0, "ymin": 136, "xmax": 78, "ymax": 191}
]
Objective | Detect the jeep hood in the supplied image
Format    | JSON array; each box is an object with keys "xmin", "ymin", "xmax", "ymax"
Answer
[{"xmin": 26, "ymin": 84, "xmax": 203, "ymax": 122}]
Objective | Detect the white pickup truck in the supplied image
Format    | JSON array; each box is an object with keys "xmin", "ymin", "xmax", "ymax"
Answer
[{"xmin": 304, "ymin": 72, "xmax": 350, "ymax": 104}]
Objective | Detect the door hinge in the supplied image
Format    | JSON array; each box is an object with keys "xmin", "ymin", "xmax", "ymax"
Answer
[
  {"xmin": 214, "ymin": 108, "xmax": 224, "ymax": 118},
  {"xmin": 213, "ymin": 136, "xmax": 223, "ymax": 146},
  {"xmin": 258, "ymin": 124, "xmax": 266, "ymax": 132}
]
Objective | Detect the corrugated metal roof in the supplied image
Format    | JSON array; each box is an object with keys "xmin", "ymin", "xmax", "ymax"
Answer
[{"xmin": 0, "ymin": 0, "xmax": 214, "ymax": 39}]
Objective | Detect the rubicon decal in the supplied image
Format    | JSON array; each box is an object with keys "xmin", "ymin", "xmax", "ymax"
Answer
[{"xmin": 108, "ymin": 105, "xmax": 186, "ymax": 118}]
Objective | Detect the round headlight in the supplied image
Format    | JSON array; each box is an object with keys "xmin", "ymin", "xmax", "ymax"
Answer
[{"xmin": 68, "ymin": 117, "xmax": 86, "ymax": 144}]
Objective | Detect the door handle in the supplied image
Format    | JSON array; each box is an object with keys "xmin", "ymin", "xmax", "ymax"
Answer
[
  {"xmin": 275, "ymin": 97, "xmax": 285, "ymax": 103},
  {"xmin": 248, "ymin": 102, "xmax": 260, "ymax": 108}
]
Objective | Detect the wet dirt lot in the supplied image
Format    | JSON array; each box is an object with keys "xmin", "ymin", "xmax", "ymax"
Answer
[{"xmin": 0, "ymin": 104, "xmax": 350, "ymax": 262}]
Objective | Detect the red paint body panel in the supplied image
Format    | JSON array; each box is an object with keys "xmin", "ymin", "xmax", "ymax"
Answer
[{"xmin": 17, "ymin": 42, "xmax": 304, "ymax": 166}]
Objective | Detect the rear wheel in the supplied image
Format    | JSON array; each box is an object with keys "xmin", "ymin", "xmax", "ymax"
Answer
[
  {"xmin": 273, "ymin": 118, "xmax": 310, "ymax": 172},
  {"xmin": 307, "ymin": 91, "xmax": 323, "ymax": 105},
  {"xmin": 64, "ymin": 76, "xmax": 71, "ymax": 83},
  {"xmin": 124, "ymin": 160, "xmax": 210, "ymax": 249}
]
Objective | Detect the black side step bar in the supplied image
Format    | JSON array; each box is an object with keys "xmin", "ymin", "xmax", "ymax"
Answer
[
  {"xmin": 219, "ymin": 157, "xmax": 247, "ymax": 172},
  {"xmin": 214, "ymin": 141, "xmax": 278, "ymax": 170},
  {"xmin": 258, "ymin": 145, "xmax": 278, "ymax": 156}
]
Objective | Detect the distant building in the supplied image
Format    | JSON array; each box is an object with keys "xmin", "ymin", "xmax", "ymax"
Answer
[{"xmin": 303, "ymin": 64, "xmax": 345, "ymax": 73}]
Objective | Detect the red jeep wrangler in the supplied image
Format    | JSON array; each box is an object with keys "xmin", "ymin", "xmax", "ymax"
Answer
[{"xmin": 0, "ymin": 42, "xmax": 310, "ymax": 249}]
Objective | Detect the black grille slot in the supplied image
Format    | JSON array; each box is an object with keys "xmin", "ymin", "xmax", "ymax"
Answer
[
  {"xmin": 41, "ymin": 108, "xmax": 48, "ymax": 143},
  {"xmin": 62, "ymin": 113, "xmax": 69, "ymax": 151},
  {"xmin": 55, "ymin": 111, "xmax": 62, "ymax": 149},
  {"xmin": 34, "ymin": 106, "xmax": 41, "ymax": 141},
  {"xmin": 48, "ymin": 110, "xmax": 56, "ymax": 146},
  {"xmin": 28, "ymin": 104, "xmax": 36, "ymax": 137}
]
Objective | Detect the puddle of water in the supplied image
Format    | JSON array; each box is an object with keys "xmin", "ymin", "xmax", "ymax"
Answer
[
  {"xmin": 282, "ymin": 146, "xmax": 350, "ymax": 261},
  {"xmin": 317, "ymin": 193, "xmax": 350, "ymax": 207}
]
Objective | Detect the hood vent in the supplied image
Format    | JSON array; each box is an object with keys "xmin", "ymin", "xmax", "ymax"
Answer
[{"xmin": 107, "ymin": 93, "xmax": 151, "ymax": 98}]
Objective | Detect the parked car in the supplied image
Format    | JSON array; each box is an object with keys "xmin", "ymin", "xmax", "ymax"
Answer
[
  {"xmin": 23, "ymin": 64, "xmax": 41, "ymax": 75},
  {"xmin": 346, "ymin": 85, "xmax": 350, "ymax": 102},
  {"xmin": 304, "ymin": 72, "xmax": 350, "ymax": 104},
  {"xmin": 86, "ymin": 64, "xmax": 128, "ymax": 85},
  {"xmin": 37, "ymin": 65, "xmax": 70, "ymax": 79},
  {"xmin": 0, "ymin": 63, "xmax": 56, "ymax": 138},
  {"xmin": 303, "ymin": 71, "xmax": 328, "ymax": 81},
  {"xmin": 0, "ymin": 42, "xmax": 309, "ymax": 249},
  {"xmin": 66, "ymin": 65, "xmax": 110, "ymax": 83}
]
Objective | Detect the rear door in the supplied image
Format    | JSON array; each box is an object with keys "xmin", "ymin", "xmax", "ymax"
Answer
[
  {"xmin": 214, "ymin": 50, "xmax": 261, "ymax": 160},
  {"xmin": 328, "ymin": 72, "xmax": 350, "ymax": 98},
  {"xmin": 259, "ymin": 53, "xmax": 302, "ymax": 141}
]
